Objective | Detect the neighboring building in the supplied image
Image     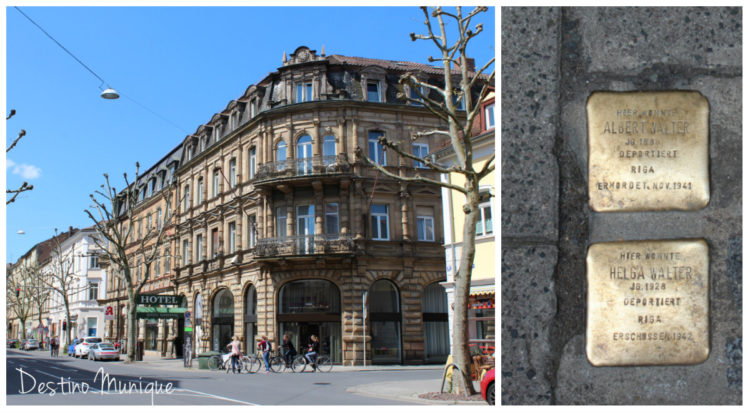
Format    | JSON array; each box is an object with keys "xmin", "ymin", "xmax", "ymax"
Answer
[
  {"xmin": 45, "ymin": 227, "xmax": 108, "ymax": 344},
  {"xmin": 101, "ymin": 144, "xmax": 182, "ymax": 356},
  {"xmin": 434, "ymin": 88, "xmax": 496, "ymax": 357},
  {"xmin": 8, "ymin": 228, "xmax": 78, "ymax": 342}
]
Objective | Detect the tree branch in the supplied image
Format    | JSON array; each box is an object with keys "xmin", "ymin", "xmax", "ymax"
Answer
[{"xmin": 6, "ymin": 129, "xmax": 27, "ymax": 153}]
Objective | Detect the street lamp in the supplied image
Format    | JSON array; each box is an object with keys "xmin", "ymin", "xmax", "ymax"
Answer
[
  {"xmin": 17, "ymin": 230, "xmax": 25, "ymax": 235},
  {"xmin": 100, "ymin": 88, "xmax": 120, "ymax": 100}
]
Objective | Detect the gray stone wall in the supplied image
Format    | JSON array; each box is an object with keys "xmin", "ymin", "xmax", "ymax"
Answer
[{"xmin": 502, "ymin": 7, "xmax": 741, "ymax": 404}]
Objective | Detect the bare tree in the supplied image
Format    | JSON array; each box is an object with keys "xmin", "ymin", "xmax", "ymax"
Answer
[
  {"xmin": 27, "ymin": 263, "xmax": 53, "ymax": 346},
  {"xmin": 43, "ymin": 229, "xmax": 83, "ymax": 349},
  {"xmin": 7, "ymin": 263, "xmax": 36, "ymax": 340},
  {"xmin": 355, "ymin": 6, "xmax": 494, "ymax": 394},
  {"xmin": 84, "ymin": 163, "xmax": 176, "ymax": 362},
  {"xmin": 6, "ymin": 109, "xmax": 34, "ymax": 205}
]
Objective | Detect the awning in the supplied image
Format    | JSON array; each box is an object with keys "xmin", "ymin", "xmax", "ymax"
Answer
[
  {"xmin": 469, "ymin": 284, "xmax": 495, "ymax": 297},
  {"xmin": 136, "ymin": 307, "xmax": 187, "ymax": 319}
]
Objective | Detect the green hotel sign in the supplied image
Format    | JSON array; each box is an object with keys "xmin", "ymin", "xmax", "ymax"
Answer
[{"xmin": 135, "ymin": 307, "xmax": 187, "ymax": 320}]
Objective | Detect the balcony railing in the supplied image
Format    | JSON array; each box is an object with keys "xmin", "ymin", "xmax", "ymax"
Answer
[
  {"xmin": 255, "ymin": 234, "xmax": 354, "ymax": 258},
  {"xmin": 255, "ymin": 155, "xmax": 350, "ymax": 182}
]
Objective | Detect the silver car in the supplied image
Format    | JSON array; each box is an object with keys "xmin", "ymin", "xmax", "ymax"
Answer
[
  {"xmin": 23, "ymin": 339, "xmax": 39, "ymax": 351},
  {"xmin": 74, "ymin": 337, "xmax": 103, "ymax": 358},
  {"xmin": 88, "ymin": 342, "xmax": 120, "ymax": 361}
]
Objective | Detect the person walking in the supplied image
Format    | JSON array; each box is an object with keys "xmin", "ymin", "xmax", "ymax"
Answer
[
  {"xmin": 226, "ymin": 336, "xmax": 242, "ymax": 374},
  {"xmin": 50, "ymin": 336, "xmax": 57, "ymax": 357},
  {"xmin": 281, "ymin": 334, "xmax": 296, "ymax": 368},
  {"xmin": 258, "ymin": 336, "xmax": 272, "ymax": 373}
]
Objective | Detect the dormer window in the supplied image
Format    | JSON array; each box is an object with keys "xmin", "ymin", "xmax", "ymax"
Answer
[
  {"xmin": 484, "ymin": 103, "xmax": 495, "ymax": 130},
  {"xmin": 200, "ymin": 137, "xmax": 206, "ymax": 151},
  {"xmin": 215, "ymin": 125, "xmax": 223, "ymax": 141},
  {"xmin": 367, "ymin": 81, "xmax": 381, "ymax": 102},
  {"xmin": 250, "ymin": 99, "xmax": 257, "ymax": 118},
  {"xmin": 297, "ymin": 82, "xmax": 313, "ymax": 103},
  {"xmin": 409, "ymin": 85, "xmax": 423, "ymax": 106}
]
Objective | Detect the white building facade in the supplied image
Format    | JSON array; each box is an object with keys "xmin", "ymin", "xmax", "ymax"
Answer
[{"xmin": 46, "ymin": 228, "xmax": 108, "ymax": 344}]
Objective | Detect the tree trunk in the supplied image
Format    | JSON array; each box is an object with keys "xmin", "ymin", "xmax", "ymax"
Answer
[
  {"xmin": 452, "ymin": 183, "xmax": 481, "ymax": 395},
  {"xmin": 20, "ymin": 319, "xmax": 27, "ymax": 340},
  {"xmin": 126, "ymin": 293, "xmax": 138, "ymax": 362}
]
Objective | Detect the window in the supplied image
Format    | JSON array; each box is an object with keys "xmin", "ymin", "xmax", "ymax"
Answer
[
  {"xmin": 476, "ymin": 201, "xmax": 493, "ymax": 236},
  {"xmin": 213, "ymin": 170, "xmax": 220, "ymax": 198},
  {"xmin": 88, "ymin": 282, "xmax": 99, "ymax": 301},
  {"xmin": 325, "ymin": 203, "xmax": 339, "ymax": 237},
  {"xmin": 453, "ymin": 94, "xmax": 465, "ymax": 110},
  {"xmin": 249, "ymin": 147, "xmax": 256, "ymax": 180},
  {"xmin": 248, "ymin": 215, "xmax": 257, "ymax": 248},
  {"xmin": 146, "ymin": 214, "xmax": 152, "ymax": 231},
  {"xmin": 155, "ymin": 254, "xmax": 161, "ymax": 276},
  {"xmin": 200, "ymin": 137, "xmax": 206, "ymax": 151},
  {"xmin": 367, "ymin": 80, "xmax": 381, "ymax": 102},
  {"xmin": 412, "ymin": 143, "xmax": 429, "ymax": 168},
  {"xmin": 417, "ymin": 215, "xmax": 435, "ymax": 241},
  {"xmin": 368, "ymin": 131, "xmax": 386, "ymax": 166},
  {"xmin": 182, "ymin": 240, "xmax": 189, "ymax": 266},
  {"xmin": 148, "ymin": 179, "xmax": 155, "ymax": 197},
  {"xmin": 196, "ymin": 234, "xmax": 203, "ymax": 262},
  {"xmin": 139, "ymin": 187, "xmax": 146, "ymax": 202},
  {"xmin": 187, "ymin": 145, "xmax": 193, "ymax": 161},
  {"xmin": 409, "ymin": 85, "xmax": 422, "ymax": 105},
  {"xmin": 371, "ymin": 204, "xmax": 390, "ymax": 240},
  {"xmin": 296, "ymin": 82, "xmax": 313, "ymax": 102},
  {"xmin": 89, "ymin": 256, "xmax": 99, "ymax": 269},
  {"xmin": 228, "ymin": 222, "xmax": 236, "ymax": 254},
  {"xmin": 229, "ymin": 158, "xmax": 237, "ymax": 188},
  {"xmin": 156, "ymin": 172, "xmax": 163, "ymax": 192},
  {"xmin": 276, "ymin": 207, "xmax": 287, "ymax": 238},
  {"xmin": 277, "ymin": 141, "xmax": 287, "ymax": 165},
  {"xmin": 485, "ymin": 103, "xmax": 495, "ymax": 129},
  {"xmin": 250, "ymin": 99, "xmax": 257, "ymax": 118},
  {"xmin": 211, "ymin": 228, "xmax": 219, "ymax": 258},
  {"xmin": 164, "ymin": 248, "xmax": 171, "ymax": 274},
  {"xmin": 183, "ymin": 185, "xmax": 190, "ymax": 211},
  {"xmin": 197, "ymin": 177, "xmax": 204, "ymax": 204},
  {"xmin": 156, "ymin": 208, "xmax": 162, "ymax": 229},
  {"xmin": 138, "ymin": 219, "xmax": 143, "ymax": 240},
  {"xmin": 323, "ymin": 135, "xmax": 336, "ymax": 164}
]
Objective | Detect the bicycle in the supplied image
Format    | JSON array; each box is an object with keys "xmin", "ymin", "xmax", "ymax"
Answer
[
  {"xmin": 241, "ymin": 353, "xmax": 262, "ymax": 373},
  {"xmin": 209, "ymin": 352, "xmax": 243, "ymax": 373},
  {"xmin": 269, "ymin": 349, "xmax": 296, "ymax": 373},
  {"xmin": 291, "ymin": 353, "xmax": 332, "ymax": 373}
]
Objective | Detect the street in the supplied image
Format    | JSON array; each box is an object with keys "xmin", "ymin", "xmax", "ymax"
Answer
[{"xmin": 6, "ymin": 349, "xmax": 445, "ymax": 405}]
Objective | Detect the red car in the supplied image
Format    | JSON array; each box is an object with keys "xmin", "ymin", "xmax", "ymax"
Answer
[{"xmin": 481, "ymin": 367, "xmax": 495, "ymax": 405}]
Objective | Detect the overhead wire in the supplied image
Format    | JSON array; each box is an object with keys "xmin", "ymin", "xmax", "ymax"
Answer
[{"xmin": 14, "ymin": 6, "xmax": 190, "ymax": 135}]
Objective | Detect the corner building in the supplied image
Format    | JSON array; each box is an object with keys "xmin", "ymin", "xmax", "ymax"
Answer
[{"xmin": 174, "ymin": 46, "xmax": 475, "ymax": 365}]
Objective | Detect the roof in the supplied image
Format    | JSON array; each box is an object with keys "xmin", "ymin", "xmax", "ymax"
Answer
[{"xmin": 326, "ymin": 54, "xmax": 472, "ymax": 76}]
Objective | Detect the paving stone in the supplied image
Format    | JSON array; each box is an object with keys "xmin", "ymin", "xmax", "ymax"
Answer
[
  {"xmin": 570, "ymin": 7, "xmax": 742, "ymax": 73},
  {"xmin": 501, "ymin": 245, "xmax": 557, "ymax": 405},
  {"xmin": 501, "ymin": 7, "xmax": 560, "ymax": 241}
]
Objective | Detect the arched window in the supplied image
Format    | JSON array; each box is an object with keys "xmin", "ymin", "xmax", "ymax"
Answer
[
  {"xmin": 278, "ymin": 280, "xmax": 342, "ymax": 362},
  {"xmin": 368, "ymin": 279, "xmax": 402, "ymax": 363},
  {"xmin": 212, "ymin": 288, "xmax": 234, "ymax": 351}
]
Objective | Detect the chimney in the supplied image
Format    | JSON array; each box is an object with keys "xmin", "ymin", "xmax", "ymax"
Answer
[
  {"xmin": 69, "ymin": 226, "xmax": 74, "ymax": 234},
  {"xmin": 465, "ymin": 58, "xmax": 475, "ymax": 73}
]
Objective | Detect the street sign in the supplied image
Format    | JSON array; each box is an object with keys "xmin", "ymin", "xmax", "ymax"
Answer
[{"xmin": 105, "ymin": 306, "xmax": 114, "ymax": 321}]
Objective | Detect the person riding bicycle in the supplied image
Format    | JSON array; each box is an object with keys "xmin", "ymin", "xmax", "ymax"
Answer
[
  {"xmin": 281, "ymin": 334, "xmax": 296, "ymax": 367},
  {"xmin": 227, "ymin": 336, "xmax": 242, "ymax": 374},
  {"xmin": 305, "ymin": 335, "xmax": 320, "ymax": 368},
  {"xmin": 258, "ymin": 336, "xmax": 272, "ymax": 373}
]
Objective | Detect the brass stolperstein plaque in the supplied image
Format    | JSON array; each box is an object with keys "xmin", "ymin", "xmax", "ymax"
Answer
[
  {"xmin": 586, "ymin": 239, "xmax": 709, "ymax": 366},
  {"xmin": 588, "ymin": 91, "xmax": 710, "ymax": 211}
]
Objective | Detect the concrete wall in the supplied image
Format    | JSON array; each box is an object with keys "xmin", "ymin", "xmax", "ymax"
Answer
[{"xmin": 502, "ymin": 7, "xmax": 741, "ymax": 404}]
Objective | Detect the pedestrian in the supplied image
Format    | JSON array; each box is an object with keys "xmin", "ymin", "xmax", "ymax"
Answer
[
  {"xmin": 258, "ymin": 336, "xmax": 272, "ymax": 373},
  {"xmin": 226, "ymin": 336, "xmax": 242, "ymax": 374},
  {"xmin": 281, "ymin": 334, "xmax": 296, "ymax": 367},
  {"xmin": 50, "ymin": 336, "xmax": 57, "ymax": 357},
  {"xmin": 305, "ymin": 334, "xmax": 319, "ymax": 369}
]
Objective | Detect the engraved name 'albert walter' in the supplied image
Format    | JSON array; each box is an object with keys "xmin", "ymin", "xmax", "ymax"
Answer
[{"xmin": 587, "ymin": 91, "xmax": 710, "ymax": 212}]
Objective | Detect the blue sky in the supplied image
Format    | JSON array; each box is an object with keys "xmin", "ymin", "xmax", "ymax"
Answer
[{"xmin": 5, "ymin": 5, "xmax": 496, "ymax": 262}]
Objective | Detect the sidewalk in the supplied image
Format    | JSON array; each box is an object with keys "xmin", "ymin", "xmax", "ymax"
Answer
[{"xmin": 135, "ymin": 353, "xmax": 486, "ymax": 405}]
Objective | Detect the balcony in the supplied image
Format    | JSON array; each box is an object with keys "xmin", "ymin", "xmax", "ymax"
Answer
[
  {"xmin": 255, "ymin": 234, "xmax": 354, "ymax": 258},
  {"xmin": 254, "ymin": 155, "xmax": 351, "ymax": 185}
]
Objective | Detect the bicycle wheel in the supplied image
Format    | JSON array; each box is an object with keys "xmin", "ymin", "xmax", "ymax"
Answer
[
  {"xmin": 252, "ymin": 355, "xmax": 263, "ymax": 373},
  {"xmin": 291, "ymin": 355, "xmax": 307, "ymax": 373},
  {"xmin": 241, "ymin": 356, "xmax": 253, "ymax": 373},
  {"xmin": 269, "ymin": 356, "xmax": 284, "ymax": 373},
  {"xmin": 207, "ymin": 355, "xmax": 222, "ymax": 371},
  {"xmin": 315, "ymin": 356, "xmax": 332, "ymax": 373}
]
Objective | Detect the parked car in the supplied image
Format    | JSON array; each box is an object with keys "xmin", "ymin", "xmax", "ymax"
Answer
[
  {"xmin": 481, "ymin": 367, "xmax": 495, "ymax": 405},
  {"xmin": 24, "ymin": 339, "xmax": 40, "ymax": 351},
  {"xmin": 8, "ymin": 338, "xmax": 19, "ymax": 348},
  {"xmin": 74, "ymin": 337, "xmax": 103, "ymax": 358},
  {"xmin": 88, "ymin": 342, "xmax": 120, "ymax": 361}
]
